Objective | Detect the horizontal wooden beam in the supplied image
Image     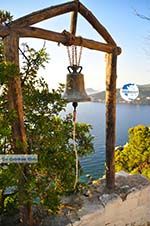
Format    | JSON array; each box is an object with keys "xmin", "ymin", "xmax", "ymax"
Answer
[
  {"xmin": 78, "ymin": 2, "xmax": 117, "ymax": 46},
  {"xmin": 16, "ymin": 27, "xmax": 121, "ymax": 54},
  {"xmin": 10, "ymin": 1, "xmax": 76, "ymax": 28},
  {"xmin": 0, "ymin": 1, "xmax": 121, "ymax": 54}
]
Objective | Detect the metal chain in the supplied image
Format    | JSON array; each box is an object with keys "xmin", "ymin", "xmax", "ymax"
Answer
[
  {"xmin": 72, "ymin": 45, "xmax": 74, "ymax": 66},
  {"xmin": 74, "ymin": 45, "xmax": 77, "ymax": 65},
  {"xmin": 67, "ymin": 46, "xmax": 72, "ymax": 66},
  {"xmin": 77, "ymin": 46, "xmax": 83, "ymax": 66},
  {"xmin": 66, "ymin": 45, "xmax": 83, "ymax": 66}
]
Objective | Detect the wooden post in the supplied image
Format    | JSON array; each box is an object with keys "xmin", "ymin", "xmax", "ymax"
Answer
[
  {"xmin": 105, "ymin": 52, "xmax": 117, "ymax": 189},
  {"xmin": 3, "ymin": 34, "xmax": 33, "ymax": 226},
  {"xmin": 70, "ymin": 0, "xmax": 79, "ymax": 35},
  {"xmin": 3, "ymin": 33, "xmax": 27, "ymax": 153}
]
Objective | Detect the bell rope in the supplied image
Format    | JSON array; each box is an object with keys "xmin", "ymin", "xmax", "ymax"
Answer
[
  {"xmin": 72, "ymin": 102, "xmax": 78, "ymax": 189},
  {"xmin": 64, "ymin": 45, "xmax": 90, "ymax": 190}
]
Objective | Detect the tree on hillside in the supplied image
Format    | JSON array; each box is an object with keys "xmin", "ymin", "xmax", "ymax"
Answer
[
  {"xmin": 115, "ymin": 125, "xmax": 150, "ymax": 179},
  {"xmin": 0, "ymin": 11, "xmax": 94, "ymax": 226}
]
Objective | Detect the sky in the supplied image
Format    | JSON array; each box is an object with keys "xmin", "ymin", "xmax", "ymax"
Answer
[{"xmin": 1, "ymin": 0, "xmax": 150, "ymax": 91}]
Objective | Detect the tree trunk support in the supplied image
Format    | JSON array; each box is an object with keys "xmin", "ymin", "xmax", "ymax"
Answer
[
  {"xmin": 3, "ymin": 34, "xmax": 33, "ymax": 226},
  {"xmin": 3, "ymin": 33, "xmax": 27, "ymax": 153},
  {"xmin": 70, "ymin": 0, "xmax": 79, "ymax": 36},
  {"xmin": 105, "ymin": 53, "xmax": 117, "ymax": 189}
]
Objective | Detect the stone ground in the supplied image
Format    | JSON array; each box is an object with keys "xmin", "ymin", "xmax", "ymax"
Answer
[{"xmin": 0, "ymin": 171, "xmax": 150, "ymax": 226}]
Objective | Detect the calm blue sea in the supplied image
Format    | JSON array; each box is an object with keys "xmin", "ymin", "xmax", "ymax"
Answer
[{"xmin": 65, "ymin": 103, "xmax": 150, "ymax": 180}]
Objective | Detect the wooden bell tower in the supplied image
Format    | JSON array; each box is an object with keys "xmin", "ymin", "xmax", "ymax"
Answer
[{"xmin": 0, "ymin": 0, "xmax": 121, "ymax": 190}]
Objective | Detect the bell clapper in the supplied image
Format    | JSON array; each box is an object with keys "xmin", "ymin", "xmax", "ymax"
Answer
[
  {"xmin": 72, "ymin": 101, "xmax": 78, "ymax": 121},
  {"xmin": 72, "ymin": 102, "xmax": 79, "ymax": 189}
]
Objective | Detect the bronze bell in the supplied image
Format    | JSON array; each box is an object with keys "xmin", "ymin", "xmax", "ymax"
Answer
[{"xmin": 63, "ymin": 65, "xmax": 91, "ymax": 102}]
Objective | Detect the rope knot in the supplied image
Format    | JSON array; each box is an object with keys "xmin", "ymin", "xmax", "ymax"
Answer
[{"xmin": 62, "ymin": 30, "xmax": 75, "ymax": 46}]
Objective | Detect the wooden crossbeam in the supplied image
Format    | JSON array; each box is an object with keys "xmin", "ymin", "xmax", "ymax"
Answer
[
  {"xmin": 0, "ymin": 1, "xmax": 117, "ymax": 47},
  {"xmin": 8, "ymin": 27, "xmax": 121, "ymax": 54},
  {"xmin": 78, "ymin": 2, "xmax": 117, "ymax": 46},
  {"xmin": 10, "ymin": 1, "xmax": 76, "ymax": 28}
]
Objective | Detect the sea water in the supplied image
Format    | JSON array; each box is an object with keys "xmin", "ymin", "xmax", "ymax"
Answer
[{"xmin": 65, "ymin": 102, "xmax": 150, "ymax": 180}]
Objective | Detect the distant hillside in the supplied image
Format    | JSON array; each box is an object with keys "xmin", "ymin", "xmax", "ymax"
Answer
[
  {"xmin": 86, "ymin": 88, "xmax": 98, "ymax": 94},
  {"xmin": 90, "ymin": 84, "xmax": 150, "ymax": 105}
]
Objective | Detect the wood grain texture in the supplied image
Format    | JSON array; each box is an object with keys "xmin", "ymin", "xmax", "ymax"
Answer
[
  {"xmin": 0, "ymin": 24, "xmax": 9, "ymax": 37},
  {"xmin": 70, "ymin": 0, "xmax": 79, "ymax": 35},
  {"xmin": 0, "ymin": 1, "xmax": 121, "ymax": 55},
  {"xmin": 105, "ymin": 53, "xmax": 117, "ymax": 189},
  {"xmin": 0, "ymin": 1, "xmax": 121, "ymax": 192},
  {"xmin": 10, "ymin": 1, "xmax": 76, "ymax": 28},
  {"xmin": 3, "ymin": 34, "xmax": 27, "ymax": 153},
  {"xmin": 16, "ymin": 27, "xmax": 121, "ymax": 54},
  {"xmin": 79, "ymin": 2, "xmax": 117, "ymax": 46}
]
